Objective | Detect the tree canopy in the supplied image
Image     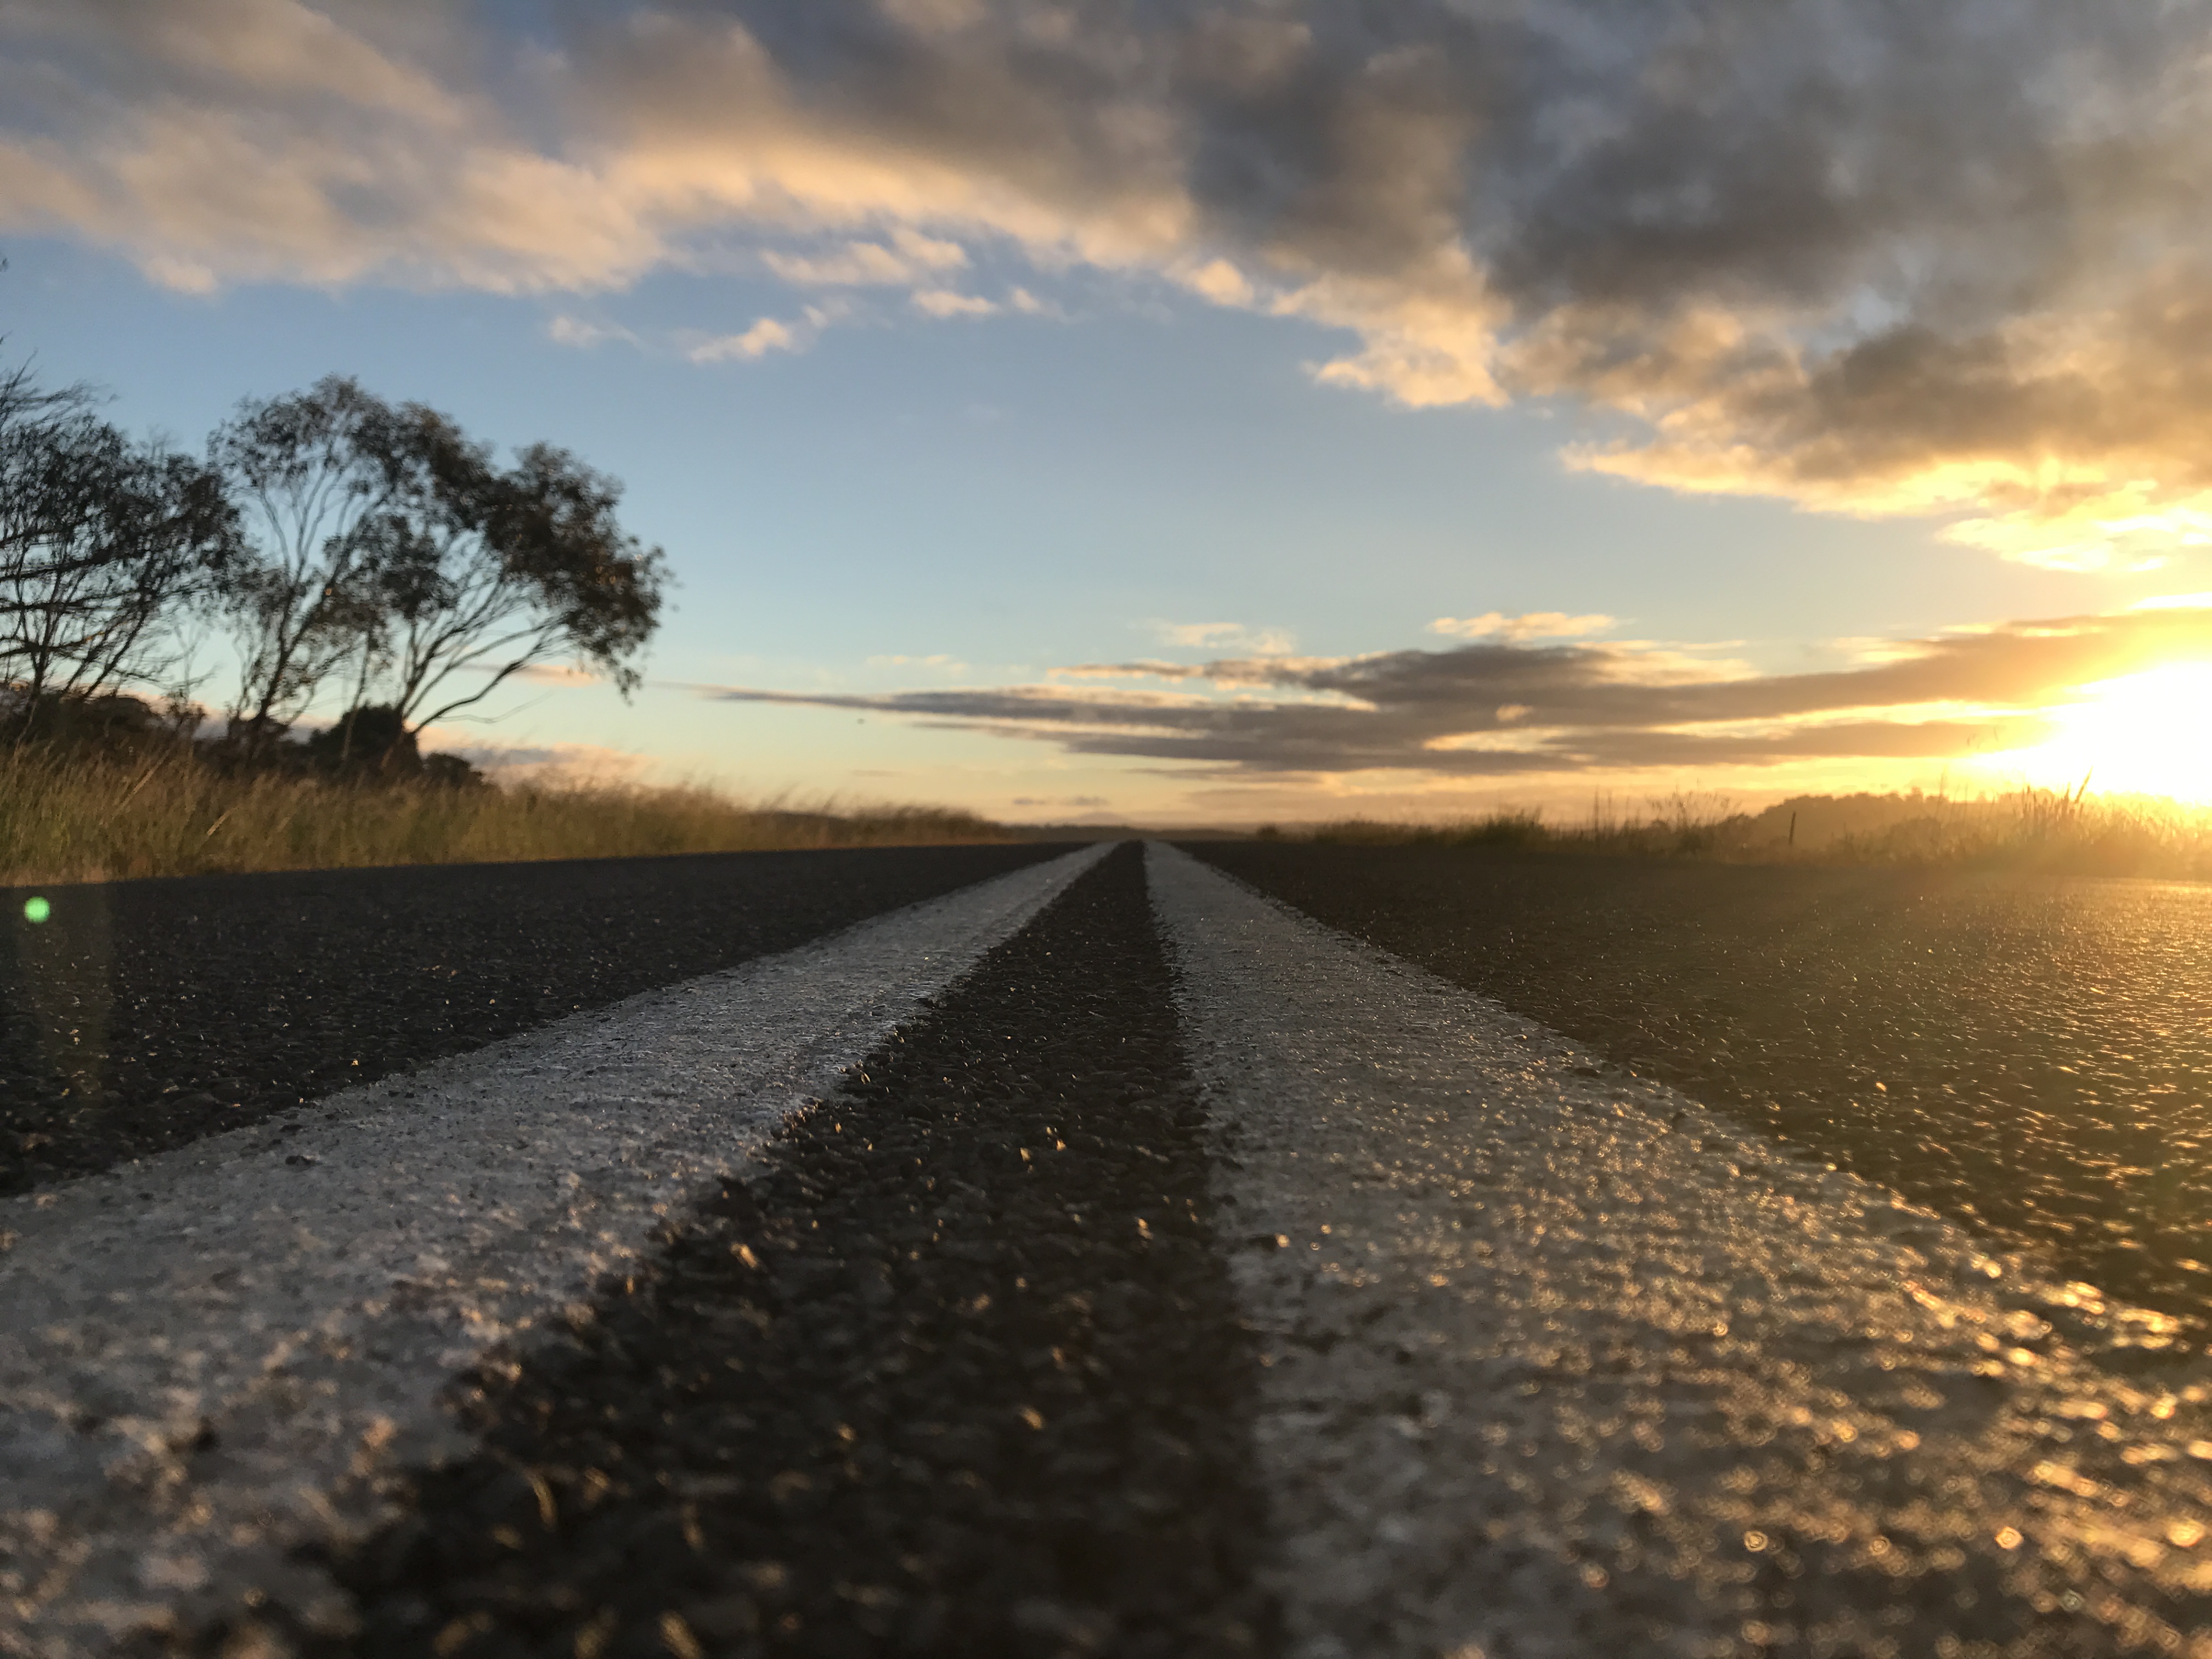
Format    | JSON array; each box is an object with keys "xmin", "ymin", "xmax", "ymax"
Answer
[
  {"xmin": 210, "ymin": 375, "xmax": 667, "ymax": 749},
  {"xmin": 0, "ymin": 362, "xmax": 672, "ymax": 761},
  {"xmin": 0, "ymin": 364, "xmax": 238, "ymax": 730}
]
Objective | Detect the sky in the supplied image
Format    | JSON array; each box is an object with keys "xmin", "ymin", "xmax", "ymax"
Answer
[{"xmin": 7, "ymin": 0, "xmax": 2212, "ymax": 825}]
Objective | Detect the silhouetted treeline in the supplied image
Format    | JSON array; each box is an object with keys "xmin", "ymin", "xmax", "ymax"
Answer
[{"xmin": 0, "ymin": 363, "xmax": 667, "ymax": 776}]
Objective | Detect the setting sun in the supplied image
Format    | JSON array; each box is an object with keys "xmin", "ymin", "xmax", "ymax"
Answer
[{"xmin": 2007, "ymin": 663, "xmax": 2212, "ymax": 802}]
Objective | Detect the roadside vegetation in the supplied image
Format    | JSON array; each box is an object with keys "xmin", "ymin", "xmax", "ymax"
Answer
[
  {"xmin": 0, "ymin": 358, "xmax": 1011, "ymax": 882},
  {"xmin": 1261, "ymin": 784, "xmax": 2212, "ymax": 880},
  {"xmin": 0, "ymin": 724, "xmax": 1008, "ymax": 884},
  {"xmin": 1, "ymin": 366, "xmax": 667, "ymax": 748}
]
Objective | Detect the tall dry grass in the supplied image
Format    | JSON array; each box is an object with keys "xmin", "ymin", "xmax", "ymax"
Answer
[
  {"xmin": 1268, "ymin": 791, "xmax": 1761, "ymax": 858},
  {"xmin": 0, "ymin": 744, "xmax": 1011, "ymax": 885},
  {"xmin": 1274, "ymin": 785, "xmax": 2212, "ymax": 880}
]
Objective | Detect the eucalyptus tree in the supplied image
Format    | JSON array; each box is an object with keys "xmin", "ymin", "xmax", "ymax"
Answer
[
  {"xmin": 370, "ymin": 433, "xmax": 666, "ymax": 733},
  {"xmin": 213, "ymin": 375, "xmax": 666, "ymax": 751},
  {"xmin": 210, "ymin": 375, "xmax": 409, "ymax": 752},
  {"xmin": 0, "ymin": 366, "xmax": 238, "ymax": 730}
]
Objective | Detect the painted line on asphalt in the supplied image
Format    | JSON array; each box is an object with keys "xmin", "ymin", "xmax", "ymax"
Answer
[
  {"xmin": 0, "ymin": 842, "xmax": 1109, "ymax": 1658},
  {"xmin": 1149, "ymin": 842, "xmax": 2212, "ymax": 1659}
]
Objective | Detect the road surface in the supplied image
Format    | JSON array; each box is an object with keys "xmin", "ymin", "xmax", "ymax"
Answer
[
  {"xmin": 1197, "ymin": 840, "xmax": 2212, "ymax": 1334},
  {"xmin": 4, "ymin": 842, "xmax": 2209, "ymax": 1658}
]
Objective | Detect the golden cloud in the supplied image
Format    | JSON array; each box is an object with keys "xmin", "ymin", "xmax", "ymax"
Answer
[{"xmin": 696, "ymin": 603, "xmax": 2212, "ymax": 780}]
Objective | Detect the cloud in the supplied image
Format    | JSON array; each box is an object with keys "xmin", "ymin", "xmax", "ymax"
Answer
[
  {"xmin": 1178, "ymin": 258, "xmax": 1254, "ymax": 306},
  {"xmin": 867, "ymin": 652, "xmax": 969, "ymax": 673},
  {"xmin": 1429, "ymin": 611, "xmax": 1616, "ymax": 641},
  {"xmin": 1153, "ymin": 620, "xmax": 1296, "ymax": 655},
  {"xmin": 910, "ymin": 289, "xmax": 996, "ymax": 318},
  {"xmin": 1051, "ymin": 658, "xmax": 1204, "ymax": 681},
  {"xmin": 691, "ymin": 317, "xmax": 801, "ymax": 362},
  {"xmin": 13, "ymin": 2, "xmax": 2212, "ymax": 563},
  {"xmin": 548, "ymin": 314, "xmax": 637, "ymax": 350},
  {"xmin": 695, "ymin": 604, "xmax": 2212, "ymax": 780},
  {"xmin": 763, "ymin": 227, "xmax": 968, "ymax": 286},
  {"xmin": 0, "ymin": 0, "xmax": 662, "ymax": 291},
  {"xmin": 687, "ymin": 297, "xmax": 857, "ymax": 362}
]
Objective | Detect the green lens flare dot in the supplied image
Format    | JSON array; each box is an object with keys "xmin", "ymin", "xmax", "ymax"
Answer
[{"xmin": 23, "ymin": 896, "xmax": 50, "ymax": 924}]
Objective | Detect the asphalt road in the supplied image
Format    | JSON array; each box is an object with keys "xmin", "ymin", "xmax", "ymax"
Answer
[
  {"xmin": 7, "ymin": 842, "xmax": 2212, "ymax": 1658},
  {"xmin": 2, "ymin": 848, "xmax": 1109, "ymax": 1658},
  {"xmin": 318, "ymin": 842, "xmax": 1272, "ymax": 1659},
  {"xmin": 1197, "ymin": 842, "xmax": 2212, "ymax": 1335},
  {"xmin": 1158, "ymin": 845, "xmax": 2212, "ymax": 1659},
  {"xmin": 0, "ymin": 844, "xmax": 1065, "ymax": 1194}
]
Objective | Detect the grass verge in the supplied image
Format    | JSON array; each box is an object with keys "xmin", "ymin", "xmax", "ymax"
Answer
[{"xmin": 0, "ymin": 744, "xmax": 1012, "ymax": 884}]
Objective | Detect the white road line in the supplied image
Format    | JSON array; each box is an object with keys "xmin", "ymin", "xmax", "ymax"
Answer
[
  {"xmin": 1149, "ymin": 843, "xmax": 2212, "ymax": 1659},
  {"xmin": 0, "ymin": 843, "xmax": 1108, "ymax": 1658}
]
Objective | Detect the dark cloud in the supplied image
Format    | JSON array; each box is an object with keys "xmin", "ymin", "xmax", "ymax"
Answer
[
  {"xmin": 601, "ymin": 0, "xmax": 2212, "ymax": 561},
  {"xmin": 697, "ymin": 606, "xmax": 2212, "ymax": 778}
]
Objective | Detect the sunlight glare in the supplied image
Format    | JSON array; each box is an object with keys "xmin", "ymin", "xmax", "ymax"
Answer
[{"xmin": 2015, "ymin": 663, "xmax": 2212, "ymax": 803}]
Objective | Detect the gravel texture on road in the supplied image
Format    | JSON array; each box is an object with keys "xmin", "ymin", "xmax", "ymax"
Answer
[
  {"xmin": 1192, "ymin": 842, "xmax": 2212, "ymax": 1336},
  {"xmin": 272, "ymin": 842, "xmax": 1273, "ymax": 1659},
  {"xmin": 0, "ymin": 848, "xmax": 1105, "ymax": 1659},
  {"xmin": 1154, "ymin": 844, "xmax": 2212, "ymax": 1659},
  {"xmin": 1, "ymin": 845, "xmax": 1063, "ymax": 1196}
]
